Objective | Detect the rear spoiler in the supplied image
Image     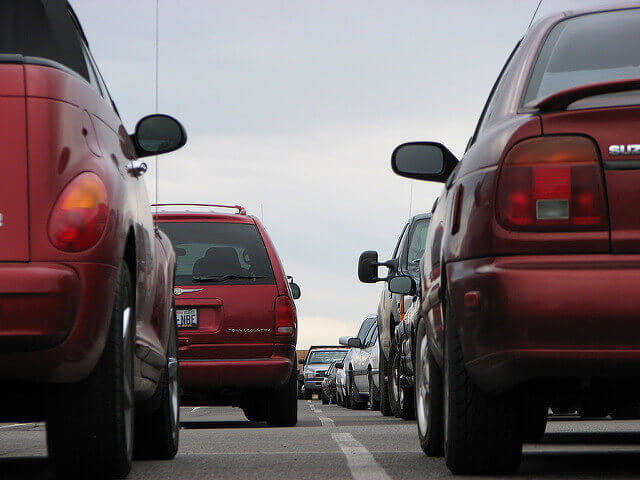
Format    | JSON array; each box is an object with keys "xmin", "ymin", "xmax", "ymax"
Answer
[{"xmin": 530, "ymin": 78, "xmax": 640, "ymax": 113}]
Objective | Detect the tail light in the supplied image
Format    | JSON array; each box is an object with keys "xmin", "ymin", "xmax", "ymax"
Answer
[
  {"xmin": 48, "ymin": 172, "xmax": 109, "ymax": 251},
  {"xmin": 275, "ymin": 295, "xmax": 296, "ymax": 337},
  {"xmin": 497, "ymin": 136, "xmax": 607, "ymax": 231}
]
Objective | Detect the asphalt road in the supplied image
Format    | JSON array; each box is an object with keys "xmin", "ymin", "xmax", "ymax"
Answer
[{"xmin": 3, "ymin": 400, "xmax": 640, "ymax": 479}]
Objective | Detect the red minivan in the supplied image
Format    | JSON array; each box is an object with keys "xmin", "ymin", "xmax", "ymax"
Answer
[{"xmin": 155, "ymin": 204, "xmax": 300, "ymax": 426}]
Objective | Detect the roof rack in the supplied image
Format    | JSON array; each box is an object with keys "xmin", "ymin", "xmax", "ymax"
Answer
[{"xmin": 151, "ymin": 203, "xmax": 247, "ymax": 215}]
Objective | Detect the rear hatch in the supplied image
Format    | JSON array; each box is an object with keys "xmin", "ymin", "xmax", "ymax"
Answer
[
  {"xmin": 523, "ymin": 7, "xmax": 640, "ymax": 252},
  {"xmin": 0, "ymin": 64, "xmax": 29, "ymax": 261},
  {"xmin": 159, "ymin": 218, "xmax": 278, "ymax": 359}
]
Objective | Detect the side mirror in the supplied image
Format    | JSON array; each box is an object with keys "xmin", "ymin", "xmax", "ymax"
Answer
[
  {"xmin": 298, "ymin": 359, "xmax": 305, "ymax": 365},
  {"xmin": 132, "ymin": 114, "xmax": 187, "ymax": 158},
  {"xmin": 348, "ymin": 337, "xmax": 362, "ymax": 349},
  {"xmin": 358, "ymin": 251, "xmax": 380, "ymax": 283},
  {"xmin": 391, "ymin": 141, "xmax": 458, "ymax": 183},
  {"xmin": 339, "ymin": 335, "xmax": 350, "ymax": 346},
  {"xmin": 289, "ymin": 282, "xmax": 301, "ymax": 300},
  {"xmin": 335, "ymin": 362, "xmax": 344, "ymax": 369},
  {"xmin": 388, "ymin": 275, "xmax": 417, "ymax": 296}
]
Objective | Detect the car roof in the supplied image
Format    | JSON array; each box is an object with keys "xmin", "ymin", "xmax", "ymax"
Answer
[
  {"xmin": 532, "ymin": 2, "xmax": 640, "ymax": 29},
  {"xmin": 152, "ymin": 204, "xmax": 255, "ymax": 224}
]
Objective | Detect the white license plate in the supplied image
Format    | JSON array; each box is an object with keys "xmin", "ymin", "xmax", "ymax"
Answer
[{"xmin": 176, "ymin": 308, "xmax": 198, "ymax": 328}]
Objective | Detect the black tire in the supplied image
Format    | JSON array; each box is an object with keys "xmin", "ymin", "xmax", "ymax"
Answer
[
  {"xmin": 389, "ymin": 349, "xmax": 402, "ymax": 417},
  {"xmin": 578, "ymin": 402, "xmax": 608, "ymax": 419},
  {"xmin": 379, "ymin": 353, "xmax": 393, "ymax": 416},
  {"xmin": 134, "ymin": 305, "xmax": 180, "ymax": 460},
  {"xmin": 243, "ymin": 403, "xmax": 267, "ymax": 422},
  {"xmin": 303, "ymin": 388, "xmax": 312, "ymax": 400},
  {"xmin": 415, "ymin": 319, "xmax": 444, "ymax": 456},
  {"xmin": 349, "ymin": 372, "xmax": 367, "ymax": 410},
  {"xmin": 394, "ymin": 354, "xmax": 415, "ymax": 420},
  {"xmin": 369, "ymin": 373, "xmax": 380, "ymax": 411},
  {"xmin": 47, "ymin": 263, "xmax": 135, "ymax": 479},
  {"xmin": 444, "ymin": 299, "xmax": 523, "ymax": 475},
  {"xmin": 338, "ymin": 388, "xmax": 344, "ymax": 407},
  {"xmin": 610, "ymin": 405, "xmax": 640, "ymax": 420},
  {"xmin": 522, "ymin": 402, "xmax": 548, "ymax": 443},
  {"xmin": 267, "ymin": 369, "xmax": 298, "ymax": 427},
  {"xmin": 321, "ymin": 390, "xmax": 329, "ymax": 405}
]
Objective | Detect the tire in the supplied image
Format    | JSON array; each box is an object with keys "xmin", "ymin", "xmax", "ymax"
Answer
[
  {"xmin": 389, "ymin": 349, "xmax": 401, "ymax": 417},
  {"xmin": 266, "ymin": 369, "xmax": 298, "ymax": 427},
  {"xmin": 394, "ymin": 354, "xmax": 415, "ymax": 420},
  {"xmin": 522, "ymin": 402, "xmax": 548, "ymax": 443},
  {"xmin": 369, "ymin": 373, "xmax": 380, "ymax": 411},
  {"xmin": 578, "ymin": 401, "xmax": 608, "ymax": 419},
  {"xmin": 349, "ymin": 372, "xmax": 367, "ymax": 410},
  {"xmin": 610, "ymin": 406, "xmax": 640, "ymax": 420},
  {"xmin": 379, "ymin": 353, "xmax": 393, "ymax": 416},
  {"xmin": 134, "ymin": 304, "xmax": 180, "ymax": 460},
  {"xmin": 415, "ymin": 319, "xmax": 444, "ymax": 456},
  {"xmin": 321, "ymin": 390, "xmax": 329, "ymax": 405},
  {"xmin": 337, "ymin": 388, "xmax": 344, "ymax": 407},
  {"xmin": 443, "ymin": 299, "xmax": 523, "ymax": 475},
  {"xmin": 47, "ymin": 263, "xmax": 135, "ymax": 479},
  {"xmin": 303, "ymin": 388, "xmax": 312, "ymax": 400},
  {"xmin": 243, "ymin": 403, "xmax": 267, "ymax": 422}
]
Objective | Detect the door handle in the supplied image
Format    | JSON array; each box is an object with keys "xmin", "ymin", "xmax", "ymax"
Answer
[{"xmin": 126, "ymin": 160, "xmax": 148, "ymax": 177}]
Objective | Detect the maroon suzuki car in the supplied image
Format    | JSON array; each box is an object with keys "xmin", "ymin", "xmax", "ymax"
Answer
[
  {"xmin": 154, "ymin": 204, "xmax": 300, "ymax": 427},
  {"xmin": 378, "ymin": 4, "xmax": 640, "ymax": 475},
  {"xmin": 0, "ymin": 2, "xmax": 186, "ymax": 478}
]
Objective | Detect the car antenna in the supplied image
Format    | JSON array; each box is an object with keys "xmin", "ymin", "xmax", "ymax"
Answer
[
  {"xmin": 527, "ymin": 0, "xmax": 543, "ymax": 30},
  {"xmin": 154, "ymin": 0, "xmax": 160, "ymax": 228},
  {"xmin": 408, "ymin": 182, "xmax": 413, "ymax": 220}
]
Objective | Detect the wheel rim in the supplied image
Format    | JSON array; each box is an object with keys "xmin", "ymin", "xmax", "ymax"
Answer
[
  {"xmin": 390, "ymin": 357, "xmax": 399, "ymax": 405},
  {"xmin": 122, "ymin": 306, "xmax": 134, "ymax": 459},
  {"xmin": 416, "ymin": 331, "xmax": 430, "ymax": 436}
]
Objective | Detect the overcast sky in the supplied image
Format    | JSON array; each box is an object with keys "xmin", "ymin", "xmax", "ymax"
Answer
[{"xmin": 71, "ymin": 0, "xmax": 616, "ymax": 348}]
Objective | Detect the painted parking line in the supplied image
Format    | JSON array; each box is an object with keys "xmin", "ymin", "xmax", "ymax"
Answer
[
  {"xmin": 0, "ymin": 423, "xmax": 34, "ymax": 430},
  {"xmin": 332, "ymin": 432, "xmax": 392, "ymax": 480}
]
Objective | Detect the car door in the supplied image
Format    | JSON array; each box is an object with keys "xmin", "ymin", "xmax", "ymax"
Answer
[{"xmin": 355, "ymin": 325, "xmax": 377, "ymax": 392}]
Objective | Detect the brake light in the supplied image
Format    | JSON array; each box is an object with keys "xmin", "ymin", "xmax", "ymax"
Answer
[
  {"xmin": 48, "ymin": 172, "xmax": 109, "ymax": 251},
  {"xmin": 497, "ymin": 136, "xmax": 607, "ymax": 231},
  {"xmin": 275, "ymin": 295, "xmax": 296, "ymax": 337}
]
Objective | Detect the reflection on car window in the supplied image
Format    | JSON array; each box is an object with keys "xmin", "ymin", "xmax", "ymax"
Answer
[
  {"xmin": 405, "ymin": 219, "xmax": 429, "ymax": 270},
  {"xmin": 159, "ymin": 222, "xmax": 275, "ymax": 285},
  {"xmin": 524, "ymin": 9, "xmax": 640, "ymax": 106},
  {"xmin": 307, "ymin": 350, "xmax": 347, "ymax": 364},
  {"xmin": 357, "ymin": 317, "xmax": 376, "ymax": 342}
]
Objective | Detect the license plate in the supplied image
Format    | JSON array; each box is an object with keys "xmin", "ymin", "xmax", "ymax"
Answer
[{"xmin": 176, "ymin": 308, "xmax": 198, "ymax": 328}]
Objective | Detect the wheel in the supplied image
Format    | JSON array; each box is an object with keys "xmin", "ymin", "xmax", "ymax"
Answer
[
  {"xmin": 266, "ymin": 369, "xmax": 298, "ymax": 427},
  {"xmin": 610, "ymin": 405, "xmax": 640, "ymax": 420},
  {"xmin": 415, "ymin": 319, "xmax": 444, "ymax": 456},
  {"xmin": 349, "ymin": 372, "xmax": 367, "ymax": 410},
  {"xmin": 578, "ymin": 401, "xmax": 608, "ymax": 419},
  {"xmin": 47, "ymin": 263, "xmax": 135, "ymax": 479},
  {"xmin": 389, "ymin": 349, "xmax": 402, "ymax": 417},
  {"xmin": 368, "ymin": 373, "xmax": 380, "ymax": 411},
  {"xmin": 379, "ymin": 353, "xmax": 393, "ymax": 416},
  {"xmin": 303, "ymin": 387, "xmax": 312, "ymax": 400},
  {"xmin": 395, "ymin": 354, "xmax": 415, "ymax": 420},
  {"xmin": 522, "ymin": 402, "xmax": 548, "ymax": 443},
  {"xmin": 337, "ymin": 388, "xmax": 344, "ymax": 407},
  {"xmin": 321, "ymin": 390, "xmax": 329, "ymax": 405},
  {"xmin": 134, "ymin": 303, "xmax": 180, "ymax": 460},
  {"xmin": 243, "ymin": 403, "xmax": 267, "ymax": 422},
  {"xmin": 443, "ymin": 299, "xmax": 523, "ymax": 475}
]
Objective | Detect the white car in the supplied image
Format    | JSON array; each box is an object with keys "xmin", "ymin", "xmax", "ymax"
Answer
[{"xmin": 339, "ymin": 315, "xmax": 378, "ymax": 409}]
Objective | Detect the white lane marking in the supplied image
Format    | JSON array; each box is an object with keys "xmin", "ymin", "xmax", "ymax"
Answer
[
  {"xmin": 190, "ymin": 407, "xmax": 202, "ymax": 414},
  {"xmin": 332, "ymin": 432, "xmax": 392, "ymax": 480},
  {"xmin": 0, "ymin": 423, "xmax": 33, "ymax": 430},
  {"xmin": 318, "ymin": 415, "xmax": 335, "ymax": 427}
]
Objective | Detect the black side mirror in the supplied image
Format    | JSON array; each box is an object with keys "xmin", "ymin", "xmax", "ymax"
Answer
[
  {"xmin": 298, "ymin": 359, "xmax": 305, "ymax": 365},
  {"xmin": 358, "ymin": 251, "xmax": 380, "ymax": 283},
  {"xmin": 391, "ymin": 141, "xmax": 458, "ymax": 183},
  {"xmin": 335, "ymin": 362, "xmax": 344, "ymax": 369},
  {"xmin": 132, "ymin": 114, "xmax": 187, "ymax": 158},
  {"xmin": 290, "ymin": 282, "xmax": 301, "ymax": 300},
  {"xmin": 347, "ymin": 337, "xmax": 362, "ymax": 348},
  {"xmin": 388, "ymin": 275, "xmax": 417, "ymax": 296}
]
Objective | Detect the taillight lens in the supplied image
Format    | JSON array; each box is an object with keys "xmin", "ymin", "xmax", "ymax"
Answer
[
  {"xmin": 275, "ymin": 295, "xmax": 296, "ymax": 337},
  {"xmin": 48, "ymin": 172, "xmax": 109, "ymax": 251},
  {"xmin": 497, "ymin": 136, "xmax": 607, "ymax": 231}
]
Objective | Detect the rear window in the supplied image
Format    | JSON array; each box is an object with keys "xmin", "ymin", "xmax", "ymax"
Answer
[
  {"xmin": 523, "ymin": 9, "xmax": 640, "ymax": 107},
  {"xmin": 159, "ymin": 221, "xmax": 275, "ymax": 286},
  {"xmin": 307, "ymin": 350, "xmax": 347, "ymax": 364}
]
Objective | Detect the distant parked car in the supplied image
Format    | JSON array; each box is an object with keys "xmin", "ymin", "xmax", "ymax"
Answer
[
  {"xmin": 0, "ymin": 2, "xmax": 187, "ymax": 478},
  {"xmin": 358, "ymin": 213, "xmax": 430, "ymax": 416},
  {"xmin": 321, "ymin": 361, "xmax": 340, "ymax": 404},
  {"xmin": 155, "ymin": 204, "xmax": 301, "ymax": 427},
  {"xmin": 388, "ymin": 5, "xmax": 640, "ymax": 474},
  {"xmin": 336, "ymin": 360, "xmax": 347, "ymax": 406},
  {"xmin": 300, "ymin": 346, "xmax": 349, "ymax": 399},
  {"xmin": 339, "ymin": 315, "xmax": 377, "ymax": 409}
]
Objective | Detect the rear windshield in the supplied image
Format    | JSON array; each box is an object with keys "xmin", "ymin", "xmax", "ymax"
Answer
[
  {"xmin": 523, "ymin": 9, "xmax": 640, "ymax": 107},
  {"xmin": 159, "ymin": 222, "xmax": 275, "ymax": 286},
  {"xmin": 307, "ymin": 350, "xmax": 347, "ymax": 364}
]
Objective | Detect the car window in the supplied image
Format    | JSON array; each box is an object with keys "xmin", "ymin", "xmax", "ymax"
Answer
[
  {"xmin": 366, "ymin": 326, "xmax": 378, "ymax": 347},
  {"xmin": 403, "ymin": 219, "xmax": 429, "ymax": 271},
  {"xmin": 364, "ymin": 325, "xmax": 376, "ymax": 347},
  {"xmin": 523, "ymin": 9, "xmax": 640, "ymax": 107},
  {"xmin": 78, "ymin": 41, "xmax": 102, "ymax": 95},
  {"xmin": 357, "ymin": 317, "xmax": 376, "ymax": 342},
  {"xmin": 307, "ymin": 350, "xmax": 347, "ymax": 364},
  {"xmin": 159, "ymin": 221, "xmax": 276, "ymax": 286}
]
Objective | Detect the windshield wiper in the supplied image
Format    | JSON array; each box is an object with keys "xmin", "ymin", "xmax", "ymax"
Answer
[{"xmin": 192, "ymin": 275, "xmax": 266, "ymax": 283}]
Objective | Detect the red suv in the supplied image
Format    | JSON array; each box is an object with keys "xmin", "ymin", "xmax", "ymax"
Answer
[
  {"xmin": 0, "ymin": 1, "xmax": 186, "ymax": 478},
  {"xmin": 155, "ymin": 204, "xmax": 301, "ymax": 426},
  {"xmin": 386, "ymin": 4, "xmax": 640, "ymax": 475}
]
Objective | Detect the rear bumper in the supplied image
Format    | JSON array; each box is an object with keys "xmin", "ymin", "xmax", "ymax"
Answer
[
  {"xmin": 447, "ymin": 254, "xmax": 640, "ymax": 392},
  {"xmin": 180, "ymin": 344, "xmax": 295, "ymax": 390},
  {"xmin": 0, "ymin": 262, "xmax": 117, "ymax": 383}
]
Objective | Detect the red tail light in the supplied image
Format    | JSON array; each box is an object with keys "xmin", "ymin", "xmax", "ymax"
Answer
[
  {"xmin": 48, "ymin": 172, "xmax": 109, "ymax": 251},
  {"xmin": 275, "ymin": 295, "xmax": 296, "ymax": 337},
  {"xmin": 497, "ymin": 136, "xmax": 607, "ymax": 231}
]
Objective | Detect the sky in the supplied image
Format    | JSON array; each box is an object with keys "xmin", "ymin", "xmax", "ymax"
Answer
[{"xmin": 70, "ymin": 0, "xmax": 618, "ymax": 348}]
